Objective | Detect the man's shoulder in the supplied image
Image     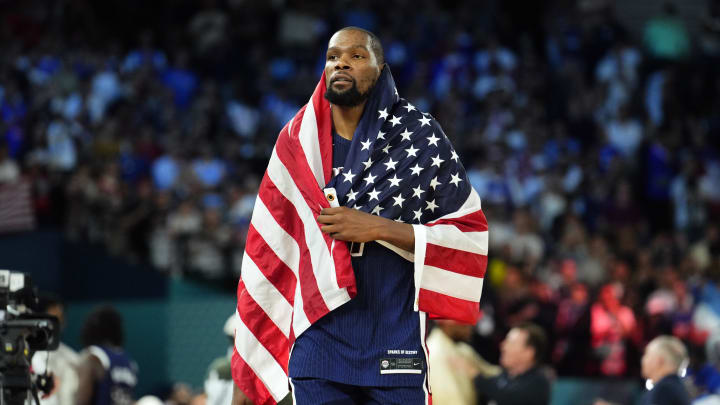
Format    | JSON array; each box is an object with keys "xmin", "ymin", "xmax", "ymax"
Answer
[{"xmin": 647, "ymin": 376, "xmax": 691, "ymax": 404}]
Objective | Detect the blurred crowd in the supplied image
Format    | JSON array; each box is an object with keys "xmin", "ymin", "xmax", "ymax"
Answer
[{"xmin": 2, "ymin": 0, "xmax": 720, "ymax": 400}]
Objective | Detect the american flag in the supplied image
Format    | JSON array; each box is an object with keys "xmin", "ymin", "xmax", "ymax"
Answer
[
  {"xmin": 231, "ymin": 67, "xmax": 488, "ymax": 405},
  {"xmin": 0, "ymin": 179, "xmax": 35, "ymax": 234}
]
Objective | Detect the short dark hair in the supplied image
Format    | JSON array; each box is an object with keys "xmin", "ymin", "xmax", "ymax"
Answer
[
  {"xmin": 37, "ymin": 292, "xmax": 64, "ymax": 313},
  {"xmin": 81, "ymin": 305, "xmax": 124, "ymax": 348},
  {"xmin": 515, "ymin": 322, "xmax": 547, "ymax": 364},
  {"xmin": 336, "ymin": 26, "xmax": 384, "ymax": 66}
]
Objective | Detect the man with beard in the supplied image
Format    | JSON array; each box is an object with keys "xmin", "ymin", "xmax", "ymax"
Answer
[{"xmin": 232, "ymin": 27, "xmax": 488, "ymax": 405}]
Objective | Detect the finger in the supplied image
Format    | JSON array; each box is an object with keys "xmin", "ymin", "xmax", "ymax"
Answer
[
  {"xmin": 321, "ymin": 225, "xmax": 340, "ymax": 234},
  {"xmin": 316, "ymin": 215, "xmax": 337, "ymax": 224},
  {"xmin": 320, "ymin": 207, "xmax": 345, "ymax": 215}
]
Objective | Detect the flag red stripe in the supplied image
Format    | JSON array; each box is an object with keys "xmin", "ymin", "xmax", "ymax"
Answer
[
  {"xmin": 424, "ymin": 243, "xmax": 487, "ymax": 278},
  {"xmin": 236, "ymin": 280, "xmax": 289, "ymax": 372},
  {"xmin": 427, "ymin": 209, "xmax": 488, "ymax": 233},
  {"xmin": 231, "ymin": 346, "xmax": 275, "ymax": 405},
  {"xmin": 418, "ymin": 288, "xmax": 481, "ymax": 324},
  {"xmin": 257, "ymin": 173, "xmax": 329, "ymax": 323},
  {"xmin": 245, "ymin": 224, "xmax": 297, "ymax": 304},
  {"xmin": 277, "ymin": 111, "xmax": 329, "ymax": 211}
]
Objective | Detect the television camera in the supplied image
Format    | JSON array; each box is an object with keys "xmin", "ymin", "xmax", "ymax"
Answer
[{"xmin": 0, "ymin": 270, "xmax": 59, "ymax": 405}]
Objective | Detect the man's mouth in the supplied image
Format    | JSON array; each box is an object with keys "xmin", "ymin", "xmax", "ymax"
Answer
[{"xmin": 331, "ymin": 75, "xmax": 354, "ymax": 84}]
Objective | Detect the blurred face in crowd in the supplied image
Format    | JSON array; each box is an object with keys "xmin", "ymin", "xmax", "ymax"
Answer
[
  {"xmin": 324, "ymin": 29, "xmax": 381, "ymax": 107},
  {"xmin": 500, "ymin": 328, "xmax": 535, "ymax": 375},
  {"xmin": 47, "ymin": 303, "xmax": 65, "ymax": 329},
  {"xmin": 599, "ymin": 283, "xmax": 621, "ymax": 309}
]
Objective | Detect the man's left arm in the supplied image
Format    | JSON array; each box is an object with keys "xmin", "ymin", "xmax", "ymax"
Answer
[{"xmin": 317, "ymin": 186, "xmax": 488, "ymax": 324}]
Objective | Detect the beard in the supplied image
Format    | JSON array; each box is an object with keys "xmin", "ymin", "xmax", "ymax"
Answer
[{"xmin": 324, "ymin": 78, "xmax": 373, "ymax": 107}]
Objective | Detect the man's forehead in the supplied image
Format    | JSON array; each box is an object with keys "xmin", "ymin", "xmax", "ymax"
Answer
[{"xmin": 327, "ymin": 30, "xmax": 371, "ymax": 50}]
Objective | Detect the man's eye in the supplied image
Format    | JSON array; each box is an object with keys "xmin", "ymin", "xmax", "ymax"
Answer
[
  {"xmin": 353, "ymin": 54, "xmax": 363, "ymax": 59},
  {"xmin": 328, "ymin": 55, "xmax": 337, "ymax": 60}
]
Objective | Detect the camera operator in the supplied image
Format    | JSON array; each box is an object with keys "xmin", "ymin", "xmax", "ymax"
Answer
[
  {"xmin": 75, "ymin": 305, "xmax": 137, "ymax": 405},
  {"xmin": 29, "ymin": 294, "xmax": 79, "ymax": 405}
]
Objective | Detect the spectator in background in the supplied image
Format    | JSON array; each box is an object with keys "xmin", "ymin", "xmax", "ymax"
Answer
[
  {"xmin": 554, "ymin": 282, "xmax": 593, "ymax": 376},
  {"xmin": 427, "ymin": 320, "xmax": 501, "ymax": 405},
  {"xmin": 76, "ymin": 305, "xmax": 137, "ymax": 405},
  {"xmin": 459, "ymin": 323, "xmax": 552, "ymax": 405},
  {"xmin": 204, "ymin": 314, "xmax": 238, "ymax": 405},
  {"xmin": 0, "ymin": 142, "xmax": 20, "ymax": 183},
  {"xmin": 591, "ymin": 283, "xmax": 639, "ymax": 376},
  {"xmin": 640, "ymin": 335, "xmax": 691, "ymax": 405},
  {"xmin": 30, "ymin": 294, "xmax": 80, "ymax": 405}
]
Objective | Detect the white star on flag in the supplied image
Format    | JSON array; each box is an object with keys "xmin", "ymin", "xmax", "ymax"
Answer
[
  {"xmin": 363, "ymin": 173, "xmax": 377, "ymax": 186},
  {"xmin": 412, "ymin": 185, "xmax": 424, "ymax": 199},
  {"xmin": 392, "ymin": 193, "xmax": 406, "ymax": 207},
  {"xmin": 367, "ymin": 188, "xmax": 381, "ymax": 201},
  {"xmin": 418, "ymin": 116, "xmax": 431, "ymax": 127},
  {"xmin": 449, "ymin": 172, "xmax": 463, "ymax": 187},
  {"xmin": 451, "ymin": 150, "xmax": 459, "ymax": 162},
  {"xmin": 413, "ymin": 208, "xmax": 422, "ymax": 222},
  {"xmin": 347, "ymin": 189, "xmax": 358, "ymax": 201},
  {"xmin": 410, "ymin": 163, "xmax": 423, "ymax": 176},
  {"xmin": 382, "ymin": 144, "xmax": 391, "ymax": 154},
  {"xmin": 378, "ymin": 108, "xmax": 388, "ymax": 120},
  {"xmin": 371, "ymin": 205, "xmax": 383, "ymax": 215},
  {"xmin": 400, "ymin": 128, "xmax": 413, "ymax": 141},
  {"xmin": 425, "ymin": 199, "xmax": 439, "ymax": 213},
  {"xmin": 361, "ymin": 139, "xmax": 371, "ymax": 151},
  {"xmin": 387, "ymin": 174, "xmax": 401, "ymax": 188},
  {"xmin": 405, "ymin": 145, "xmax": 419, "ymax": 157},
  {"xmin": 427, "ymin": 133, "xmax": 440, "ymax": 147},
  {"xmin": 354, "ymin": 205, "xmax": 363, "ymax": 210},
  {"xmin": 389, "ymin": 115, "xmax": 402, "ymax": 127},
  {"xmin": 431, "ymin": 154, "xmax": 444, "ymax": 168},
  {"xmin": 394, "ymin": 217, "xmax": 404, "ymax": 222},
  {"xmin": 342, "ymin": 169, "xmax": 355, "ymax": 183},
  {"xmin": 383, "ymin": 157, "xmax": 398, "ymax": 171},
  {"xmin": 362, "ymin": 157, "xmax": 373, "ymax": 170},
  {"xmin": 377, "ymin": 131, "xmax": 385, "ymax": 140},
  {"xmin": 403, "ymin": 103, "xmax": 416, "ymax": 112},
  {"xmin": 430, "ymin": 176, "xmax": 442, "ymax": 190}
]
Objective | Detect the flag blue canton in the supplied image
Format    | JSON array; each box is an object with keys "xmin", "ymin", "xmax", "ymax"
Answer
[{"xmin": 326, "ymin": 67, "xmax": 471, "ymax": 224}]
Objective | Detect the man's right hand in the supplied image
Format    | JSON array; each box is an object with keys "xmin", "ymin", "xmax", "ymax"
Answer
[{"xmin": 232, "ymin": 384, "xmax": 253, "ymax": 405}]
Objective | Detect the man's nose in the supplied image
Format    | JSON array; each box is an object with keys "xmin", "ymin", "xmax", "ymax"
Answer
[{"xmin": 334, "ymin": 56, "xmax": 351, "ymax": 70}]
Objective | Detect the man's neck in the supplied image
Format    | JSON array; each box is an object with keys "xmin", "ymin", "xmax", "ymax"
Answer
[
  {"xmin": 332, "ymin": 102, "xmax": 367, "ymax": 140},
  {"xmin": 650, "ymin": 368, "xmax": 676, "ymax": 385}
]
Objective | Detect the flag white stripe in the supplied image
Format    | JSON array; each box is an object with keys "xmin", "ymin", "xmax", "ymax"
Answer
[
  {"xmin": 235, "ymin": 311, "xmax": 289, "ymax": 402},
  {"xmin": 411, "ymin": 224, "xmax": 427, "ymax": 312},
  {"xmin": 421, "ymin": 265, "xmax": 484, "ymax": 302},
  {"xmin": 241, "ymin": 254, "xmax": 293, "ymax": 338},
  {"xmin": 249, "ymin": 195, "xmax": 310, "ymax": 334},
  {"xmin": 250, "ymin": 196, "xmax": 301, "ymax": 275},
  {"xmin": 298, "ymin": 99, "xmax": 325, "ymax": 188},
  {"xmin": 425, "ymin": 227, "xmax": 488, "ymax": 256},
  {"xmin": 430, "ymin": 188, "xmax": 482, "ymax": 221},
  {"xmin": 267, "ymin": 150, "xmax": 351, "ymax": 316},
  {"xmin": 419, "ymin": 311, "xmax": 431, "ymax": 404}
]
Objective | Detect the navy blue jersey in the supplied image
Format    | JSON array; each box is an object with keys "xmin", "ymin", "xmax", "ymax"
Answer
[
  {"xmin": 88, "ymin": 345, "xmax": 137, "ymax": 405},
  {"xmin": 288, "ymin": 132, "xmax": 428, "ymax": 387}
]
